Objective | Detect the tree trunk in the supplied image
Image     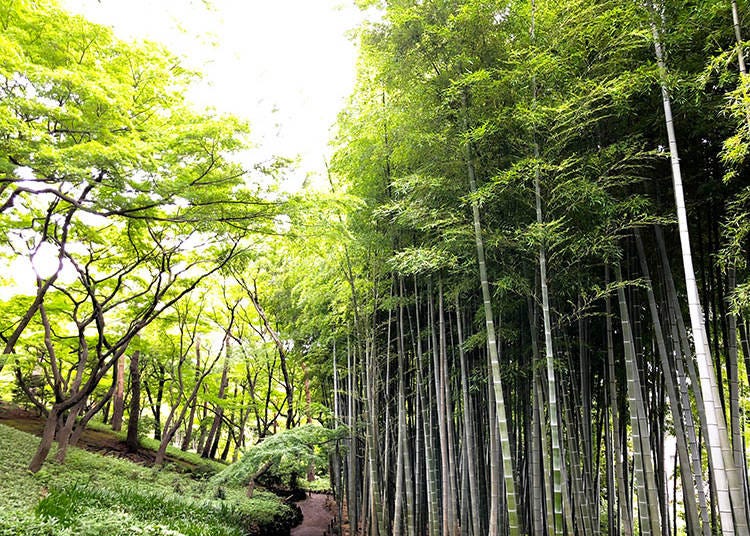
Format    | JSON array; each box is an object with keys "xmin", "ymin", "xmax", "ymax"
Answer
[
  {"xmin": 54, "ymin": 402, "xmax": 83, "ymax": 464},
  {"xmin": 430, "ymin": 281, "xmax": 458, "ymax": 536},
  {"xmin": 732, "ymin": 0, "xmax": 748, "ymax": 75},
  {"xmin": 635, "ymin": 230, "xmax": 703, "ymax": 534},
  {"xmin": 726, "ymin": 267, "xmax": 750, "ymax": 524},
  {"xmin": 346, "ymin": 335, "xmax": 359, "ymax": 536},
  {"xmin": 202, "ymin": 342, "xmax": 231, "ymax": 459},
  {"xmin": 534, "ymin": 156, "xmax": 564, "ymax": 536},
  {"xmin": 414, "ymin": 281, "xmax": 440, "ymax": 536},
  {"xmin": 146, "ymin": 367, "xmax": 166, "ymax": 441},
  {"xmin": 69, "ymin": 383, "xmax": 116, "ymax": 448},
  {"xmin": 651, "ymin": 17, "xmax": 749, "ymax": 533},
  {"xmin": 111, "ymin": 354, "xmax": 126, "ymax": 432},
  {"xmin": 155, "ymin": 347, "xmax": 223, "ymax": 466},
  {"xmin": 364, "ymin": 282, "xmax": 386, "ymax": 536},
  {"xmin": 462, "ymin": 90, "xmax": 520, "ymax": 536},
  {"xmin": 614, "ymin": 262, "xmax": 662, "ymax": 535},
  {"xmin": 393, "ymin": 301, "xmax": 406, "ymax": 536},
  {"xmin": 181, "ymin": 344, "xmax": 201, "ymax": 452},
  {"xmin": 302, "ymin": 362, "xmax": 315, "ymax": 481},
  {"xmin": 457, "ymin": 297, "xmax": 481, "ymax": 536},
  {"xmin": 126, "ymin": 351, "xmax": 142, "ymax": 453},
  {"xmin": 439, "ymin": 283, "xmax": 459, "ymax": 536},
  {"xmin": 605, "ymin": 266, "xmax": 633, "ymax": 536},
  {"xmin": 657, "ymin": 228, "xmax": 713, "ymax": 536},
  {"xmin": 247, "ymin": 459, "xmax": 275, "ymax": 498},
  {"xmin": 528, "ymin": 296, "xmax": 545, "ymax": 536},
  {"xmin": 29, "ymin": 404, "xmax": 61, "ymax": 473},
  {"xmin": 220, "ymin": 410, "xmax": 233, "ymax": 462},
  {"xmin": 245, "ymin": 284, "xmax": 295, "ymax": 429}
]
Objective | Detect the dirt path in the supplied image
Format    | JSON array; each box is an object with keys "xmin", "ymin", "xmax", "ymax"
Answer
[{"xmin": 291, "ymin": 493, "xmax": 336, "ymax": 536}]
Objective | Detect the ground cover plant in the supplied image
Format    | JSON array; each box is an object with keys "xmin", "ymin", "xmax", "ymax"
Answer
[
  {"xmin": 0, "ymin": 424, "xmax": 295, "ymax": 536},
  {"xmin": 84, "ymin": 420, "xmax": 227, "ymax": 476}
]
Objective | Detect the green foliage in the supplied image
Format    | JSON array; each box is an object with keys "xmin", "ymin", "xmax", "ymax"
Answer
[
  {"xmin": 0, "ymin": 0, "xmax": 283, "ymax": 379},
  {"xmin": 0, "ymin": 512, "xmax": 62, "ymax": 536},
  {"xmin": 85, "ymin": 420, "xmax": 226, "ymax": 476},
  {"xmin": 0, "ymin": 0, "xmax": 274, "ymax": 225},
  {"xmin": 0, "ymin": 424, "xmax": 293, "ymax": 536},
  {"xmin": 0, "ymin": 0, "xmax": 296, "ymax": 480},
  {"xmin": 320, "ymin": 0, "xmax": 750, "ymax": 532},
  {"xmin": 35, "ymin": 483, "xmax": 257, "ymax": 536},
  {"xmin": 299, "ymin": 475, "xmax": 332, "ymax": 492},
  {"xmin": 389, "ymin": 246, "xmax": 459, "ymax": 275},
  {"xmin": 214, "ymin": 424, "xmax": 345, "ymax": 488}
]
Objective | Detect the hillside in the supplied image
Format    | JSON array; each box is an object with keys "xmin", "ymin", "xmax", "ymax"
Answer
[{"xmin": 0, "ymin": 422, "xmax": 299, "ymax": 536}]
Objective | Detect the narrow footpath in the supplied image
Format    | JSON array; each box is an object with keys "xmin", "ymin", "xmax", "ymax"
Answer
[{"xmin": 290, "ymin": 493, "xmax": 336, "ymax": 536}]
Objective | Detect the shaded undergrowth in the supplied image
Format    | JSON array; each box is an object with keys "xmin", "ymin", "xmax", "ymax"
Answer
[{"xmin": 0, "ymin": 423, "xmax": 297, "ymax": 536}]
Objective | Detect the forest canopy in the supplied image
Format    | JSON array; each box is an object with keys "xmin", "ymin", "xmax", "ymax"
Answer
[
  {"xmin": 2, "ymin": 0, "xmax": 750, "ymax": 535},
  {"xmin": 0, "ymin": 0, "xmax": 289, "ymax": 473}
]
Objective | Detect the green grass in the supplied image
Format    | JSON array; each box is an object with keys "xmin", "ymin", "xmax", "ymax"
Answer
[
  {"xmin": 85, "ymin": 420, "xmax": 227, "ymax": 475},
  {"xmin": 300, "ymin": 475, "xmax": 332, "ymax": 492},
  {"xmin": 0, "ymin": 424, "xmax": 294, "ymax": 536}
]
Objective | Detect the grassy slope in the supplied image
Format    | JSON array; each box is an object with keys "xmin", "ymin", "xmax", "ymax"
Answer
[
  {"xmin": 85, "ymin": 419, "xmax": 227, "ymax": 474},
  {"xmin": 0, "ymin": 424, "xmax": 294, "ymax": 536}
]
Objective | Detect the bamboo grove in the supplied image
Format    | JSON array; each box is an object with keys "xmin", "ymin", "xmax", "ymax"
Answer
[{"xmin": 322, "ymin": 0, "xmax": 750, "ymax": 534}]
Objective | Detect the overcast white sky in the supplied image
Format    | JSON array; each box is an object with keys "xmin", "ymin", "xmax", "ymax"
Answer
[{"xmin": 62, "ymin": 0, "xmax": 365, "ymax": 189}]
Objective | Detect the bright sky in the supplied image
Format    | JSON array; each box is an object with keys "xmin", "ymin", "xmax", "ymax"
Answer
[{"xmin": 62, "ymin": 0, "xmax": 365, "ymax": 189}]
